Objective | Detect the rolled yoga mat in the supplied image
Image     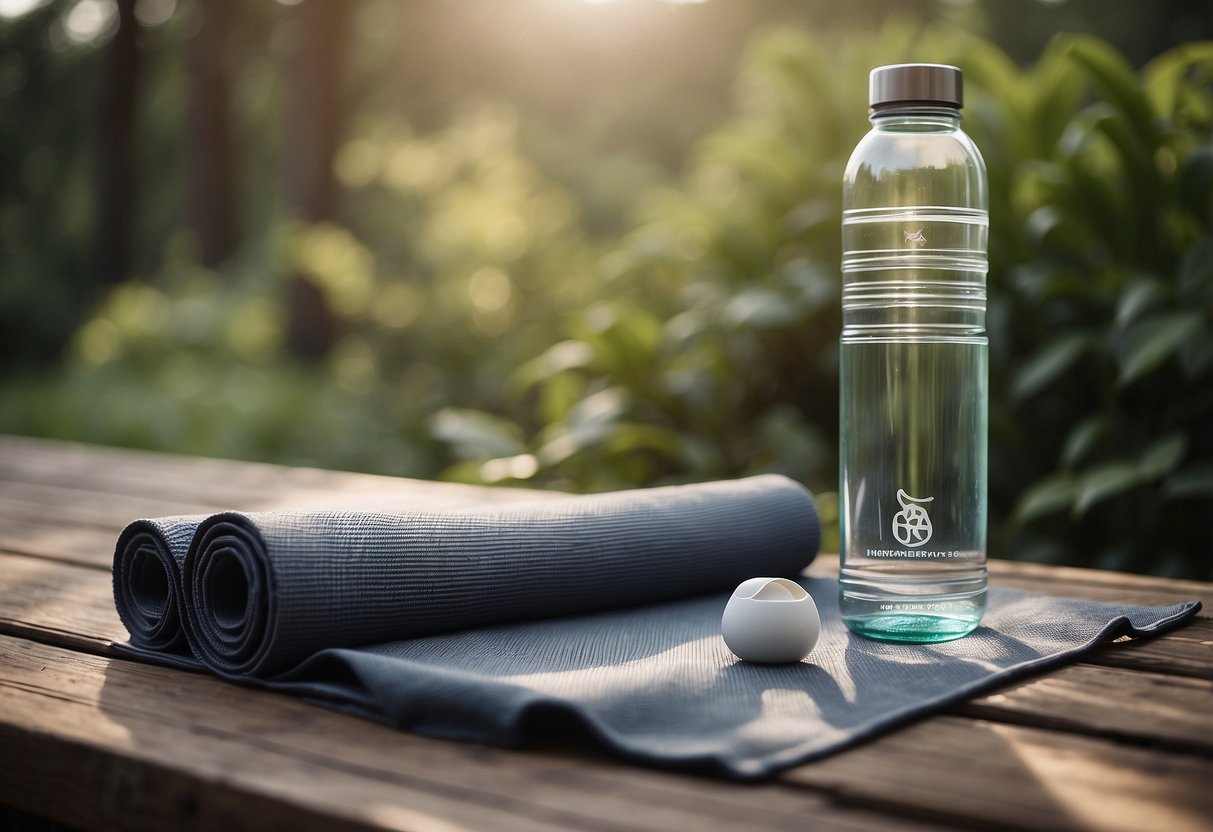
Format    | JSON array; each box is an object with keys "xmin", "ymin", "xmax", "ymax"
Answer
[
  {"xmin": 112, "ymin": 515, "xmax": 206, "ymax": 659},
  {"xmin": 113, "ymin": 474, "xmax": 820, "ymax": 677},
  {"xmin": 112, "ymin": 473, "xmax": 1201, "ymax": 779}
]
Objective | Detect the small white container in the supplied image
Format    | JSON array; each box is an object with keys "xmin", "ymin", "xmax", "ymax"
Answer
[{"xmin": 721, "ymin": 577, "xmax": 821, "ymax": 664}]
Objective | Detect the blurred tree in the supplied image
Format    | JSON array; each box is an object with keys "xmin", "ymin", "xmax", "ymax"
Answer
[
  {"xmin": 283, "ymin": 0, "xmax": 353, "ymax": 360},
  {"xmin": 184, "ymin": 0, "xmax": 238, "ymax": 267},
  {"xmin": 93, "ymin": 0, "xmax": 140, "ymax": 284}
]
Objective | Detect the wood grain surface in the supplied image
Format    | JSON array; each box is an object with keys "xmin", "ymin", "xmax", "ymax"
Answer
[{"xmin": 1, "ymin": 435, "xmax": 1209, "ymax": 832}]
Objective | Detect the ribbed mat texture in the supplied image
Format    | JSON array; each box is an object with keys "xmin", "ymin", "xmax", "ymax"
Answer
[{"xmin": 112, "ymin": 474, "xmax": 1201, "ymax": 779}]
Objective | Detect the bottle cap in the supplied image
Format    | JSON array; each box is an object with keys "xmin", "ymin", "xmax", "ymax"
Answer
[{"xmin": 869, "ymin": 63, "xmax": 963, "ymax": 110}]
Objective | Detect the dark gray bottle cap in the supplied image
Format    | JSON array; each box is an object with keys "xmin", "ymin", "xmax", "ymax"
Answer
[{"xmin": 869, "ymin": 63, "xmax": 963, "ymax": 109}]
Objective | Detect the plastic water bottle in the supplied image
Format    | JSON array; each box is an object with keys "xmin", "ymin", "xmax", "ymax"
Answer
[{"xmin": 839, "ymin": 64, "xmax": 988, "ymax": 642}]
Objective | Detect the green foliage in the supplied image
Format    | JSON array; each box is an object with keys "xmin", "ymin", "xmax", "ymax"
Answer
[
  {"xmin": 2, "ymin": 16, "xmax": 1210, "ymax": 578},
  {"xmin": 430, "ymin": 27, "xmax": 1213, "ymax": 578},
  {"xmin": 0, "ymin": 106, "xmax": 598, "ymax": 477},
  {"xmin": 979, "ymin": 37, "xmax": 1213, "ymax": 577}
]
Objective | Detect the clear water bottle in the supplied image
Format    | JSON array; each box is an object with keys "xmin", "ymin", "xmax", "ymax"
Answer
[{"xmin": 839, "ymin": 64, "xmax": 988, "ymax": 643}]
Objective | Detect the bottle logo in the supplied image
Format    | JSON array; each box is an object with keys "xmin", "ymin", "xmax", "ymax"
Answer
[
  {"xmin": 892, "ymin": 489, "xmax": 934, "ymax": 547},
  {"xmin": 904, "ymin": 227, "xmax": 926, "ymax": 247}
]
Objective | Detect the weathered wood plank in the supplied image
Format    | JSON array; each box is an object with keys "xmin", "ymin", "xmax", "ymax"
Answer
[
  {"xmin": 990, "ymin": 569, "xmax": 1210, "ymax": 614},
  {"xmin": 977, "ymin": 562, "xmax": 1212, "ymax": 678},
  {"xmin": 0, "ymin": 475, "xmax": 536, "ymax": 530},
  {"xmin": 0, "ymin": 636, "xmax": 954, "ymax": 832},
  {"xmin": 952, "ymin": 663, "xmax": 1213, "ymax": 755},
  {"xmin": 0, "ymin": 483, "xmax": 539, "ymax": 572},
  {"xmin": 0, "ymin": 434, "xmax": 367, "ymax": 495},
  {"xmin": 988, "ymin": 558, "xmax": 1212, "ymax": 599},
  {"xmin": 0, "ymin": 480, "xmax": 216, "ymax": 528},
  {"xmin": 0, "ymin": 441, "xmax": 282, "ymax": 507},
  {"xmin": 1078, "ymin": 617, "xmax": 1213, "ymax": 680},
  {"xmin": 0, "ymin": 552, "xmax": 124, "ymax": 653},
  {"xmin": 781, "ymin": 715, "xmax": 1213, "ymax": 832},
  {"xmin": 0, "ymin": 514, "xmax": 118, "ymax": 569},
  {"xmin": 4, "ymin": 435, "xmax": 1212, "ymax": 831},
  {"xmin": 0, "ymin": 434, "xmax": 544, "ymax": 514},
  {"xmin": 3, "ymin": 551, "xmax": 1210, "ymax": 774},
  {"xmin": 0, "ymin": 649, "xmax": 571, "ymax": 832}
]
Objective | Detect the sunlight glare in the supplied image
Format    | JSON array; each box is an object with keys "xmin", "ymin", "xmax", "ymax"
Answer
[
  {"xmin": 63, "ymin": 0, "xmax": 117, "ymax": 44},
  {"xmin": 562, "ymin": 0, "xmax": 713, "ymax": 5},
  {"xmin": 133, "ymin": 0, "xmax": 175, "ymax": 27},
  {"xmin": 0, "ymin": 0, "xmax": 50, "ymax": 18}
]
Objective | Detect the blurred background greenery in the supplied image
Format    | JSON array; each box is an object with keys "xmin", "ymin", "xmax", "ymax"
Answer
[{"xmin": 1, "ymin": 0, "xmax": 1211, "ymax": 578}]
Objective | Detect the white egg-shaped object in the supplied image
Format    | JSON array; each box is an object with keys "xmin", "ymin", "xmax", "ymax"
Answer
[{"xmin": 721, "ymin": 577, "xmax": 821, "ymax": 664}]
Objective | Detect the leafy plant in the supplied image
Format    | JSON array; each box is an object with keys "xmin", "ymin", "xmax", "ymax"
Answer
[
  {"xmin": 432, "ymin": 26, "xmax": 1213, "ymax": 578},
  {"xmin": 974, "ymin": 37, "xmax": 1213, "ymax": 577}
]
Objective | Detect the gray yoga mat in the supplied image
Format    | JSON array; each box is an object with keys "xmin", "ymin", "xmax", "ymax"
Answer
[{"xmin": 112, "ymin": 474, "xmax": 1201, "ymax": 779}]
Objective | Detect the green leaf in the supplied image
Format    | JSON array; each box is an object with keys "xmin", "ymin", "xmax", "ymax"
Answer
[
  {"xmin": 1033, "ymin": 40, "xmax": 1086, "ymax": 147},
  {"xmin": 537, "ymin": 372, "xmax": 587, "ymax": 426},
  {"xmin": 428, "ymin": 408, "xmax": 526, "ymax": 460},
  {"xmin": 781, "ymin": 259, "xmax": 835, "ymax": 311},
  {"xmin": 569, "ymin": 302, "xmax": 664, "ymax": 382},
  {"xmin": 721, "ymin": 287, "xmax": 801, "ymax": 329},
  {"xmin": 1179, "ymin": 334, "xmax": 1213, "ymax": 378},
  {"xmin": 1178, "ymin": 235, "xmax": 1213, "ymax": 301},
  {"xmin": 1114, "ymin": 278, "xmax": 1166, "ymax": 329},
  {"xmin": 1061, "ymin": 416, "xmax": 1107, "ymax": 468},
  {"xmin": 1143, "ymin": 42, "xmax": 1213, "ymax": 118},
  {"xmin": 533, "ymin": 388, "xmax": 630, "ymax": 466},
  {"xmin": 758, "ymin": 405, "xmax": 832, "ymax": 478},
  {"xmin": 1165, "ymin": 463, "xmax": 1213, "ymax": 498},
  {"xmin": 1085, "ymin": 106, "xmax": 1153, "ymax": 192},
  {"xmin": 1015, "ymin": 474, "xmax": 1078, "ymax": 524},
  {"xmin": 606, "ymin": 423, "xmax": 682, "ymax": 456},
  {"xmin": 511, "ymin": 339, "xmax": 595, "ymax": 393},
  {"xmin": 1115, "ymin": 312, "xmax": 1204, "ymax": 386},
  {"xmin": 567, "ymin": 387, "xmax": 629, "ymax": 431},
  {"xmin": 1137, "ymin": 432, "xmax": 1188, "ymax": 479},
  {"xmin": 1009, "ymin": 263, "xmax": 1091, "ymax": 302},
  {"xmin": 1073, "ymin": 462, "xmax": 1141, "ymax": 518},
  {"xmin": 1179, "ymin": 148, "xmax": 1213, "ymax": 228},
  {"xmin": 1025, "ymin": 206, "xmax": 1092, "ymax": 256},
  {"xmin": 1066, "ymin": 151, "xmax": 1131, "ymax": 257},
  {"xmin": 536, "ymin": 424, "xmax": 609, "ymax": 467},
  {"xmin": 437, "ymin": 459, "xmax": 496, "ymax": 486},
  {"xmin": 1066, "ymin": 36, "xmax": 1161, "ymax": 149},
  {"xmin": 1012, "ymin": 333, "xmax": 1092, "ymax": 400}
]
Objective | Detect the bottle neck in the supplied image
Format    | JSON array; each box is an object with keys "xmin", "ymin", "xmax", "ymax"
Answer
[{"xmin": 869, "ymin": 105, "xmax": 962, "ymax": 131}]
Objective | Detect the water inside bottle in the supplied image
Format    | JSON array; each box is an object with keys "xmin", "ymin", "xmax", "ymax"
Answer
[{"xmin": 840, "ymin": 204, "xmax": 988, "ymax": 642}]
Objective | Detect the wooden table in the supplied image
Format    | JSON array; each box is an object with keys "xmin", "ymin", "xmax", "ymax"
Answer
[{"xmin": 1, "ymin": 435, "xmax": 1210, "ymax": 832}]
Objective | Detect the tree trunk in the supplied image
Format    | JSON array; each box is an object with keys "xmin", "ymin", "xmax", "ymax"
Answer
[
  {"xmin": 283, "ymin": 0, "xmax": 353, "ymax": 360},
  {"xmin": 184, "ymin": 0, "xmax": 238, "ymax": 268},
  {"xmin": 93, "ymin": 0, "xmax": 140, "ymax": 284}
]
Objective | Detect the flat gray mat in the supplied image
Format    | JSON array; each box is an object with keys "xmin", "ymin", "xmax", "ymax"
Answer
[{"xmin": 111, "ymin": 475, "xmax": 1200, "ymax": 779}]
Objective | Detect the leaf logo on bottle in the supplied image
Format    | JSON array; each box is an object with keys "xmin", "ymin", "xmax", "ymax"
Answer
[{"xmin": 892, "ymin": 489, "xmax": 934, "ymax": 547}]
